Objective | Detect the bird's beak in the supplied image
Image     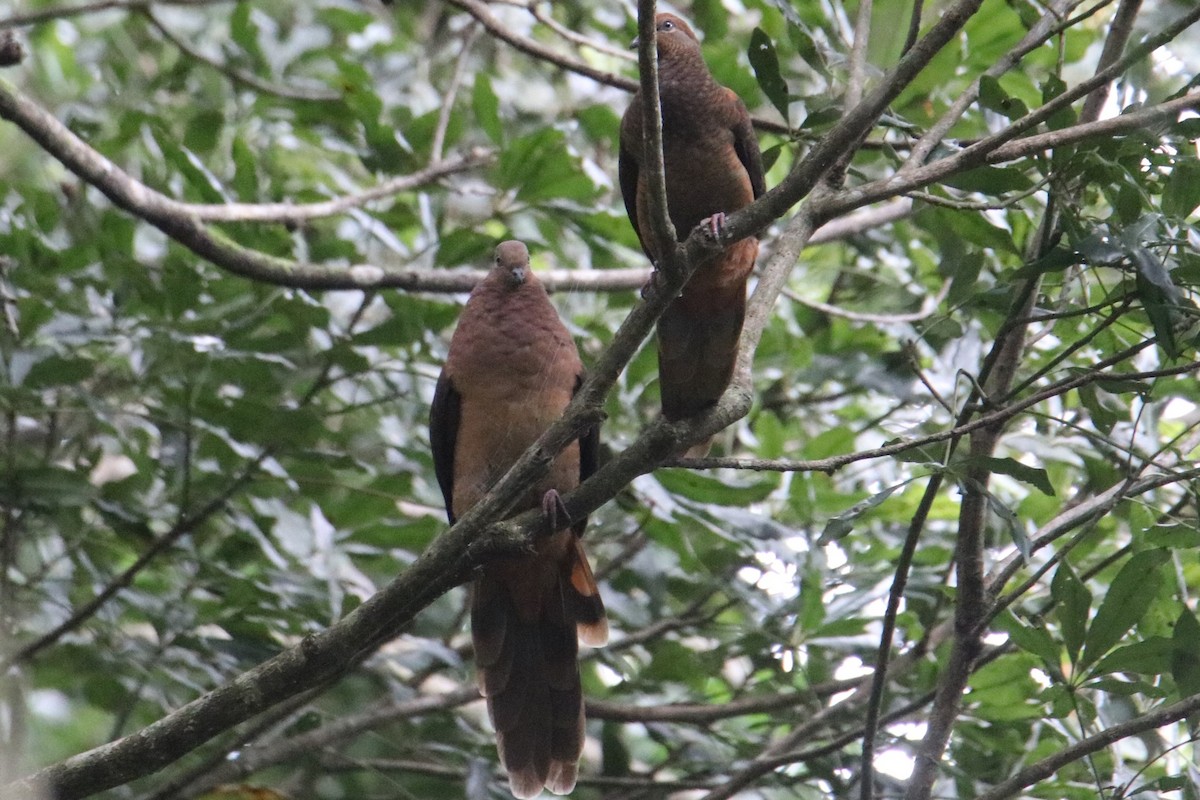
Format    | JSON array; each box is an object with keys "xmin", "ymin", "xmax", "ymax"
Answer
[
  {"xmin": 629, "ymin": 35, "xmax": 639, "ymax": 50},
  {"xmin": 510, "ymin": 266, "xmax": 526, "ymax": 285}
]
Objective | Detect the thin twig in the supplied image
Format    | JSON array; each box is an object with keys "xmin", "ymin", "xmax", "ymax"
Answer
[
  {"xmin": 903, "ymin": 0, "xmax": 1082, "ymax": 169},
  {"xmin": 445, "ymin": 0, "xmax": 791, "ymax": 135},
  {"xmin": 635, "ymin": 0, "xmax": 677, "ymax": 270},
  {"xmin": 431, "ymin": 24, "xmax": 482, "ymax": 164},
  {"xmin": 0, "ymin": 0, "xmax": 232, "ymax": 27},
  {"xmin": 975, "ymin": 691, "xmax": 1200, "ymax": 800},
  {"xmin": 491, "ymin": 0, "xmax": 636, "ymax": 61},
  {"xmin": 781, "ymin": 278, "xmax": 950, "ymax": 324},
  {"xmin": 144, "ymin": 9, "xmax": 340, "ymax": 102}
]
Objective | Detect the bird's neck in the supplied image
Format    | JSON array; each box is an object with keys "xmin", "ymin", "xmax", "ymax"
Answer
[{"xmin": 657, "ymin": 58, "xmax": 723, "ymax": 126}]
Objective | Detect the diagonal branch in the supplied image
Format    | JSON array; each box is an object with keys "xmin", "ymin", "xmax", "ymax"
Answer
[
  {"xmin": 143, "ymin": 9, "xmax": 340, "ymax": 102},
  {"xmin": 0, "ymin": 0, "xmax": 232, "ymax": 27},
  {"xmin": 975, "ymin": 691, "xmax": 1200, "ymax": 800}
]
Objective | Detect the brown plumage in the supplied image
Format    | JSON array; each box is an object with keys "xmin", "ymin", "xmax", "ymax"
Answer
[
  {"xmin": 429, "ymin": 240, "xmax": 607, "ymax": 799},
  {"xmin": 619, "ymin": 13, "xmax": 765, "ymax": 446}
]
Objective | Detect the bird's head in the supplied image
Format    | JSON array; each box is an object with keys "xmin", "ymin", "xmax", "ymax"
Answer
[
  {"xmin": 631, "ymin": 13, "xmax": 701, "ymax": 61},
  {"xmin": 492, "ymin": 240, "xmax": 530, "ymax": 288}
]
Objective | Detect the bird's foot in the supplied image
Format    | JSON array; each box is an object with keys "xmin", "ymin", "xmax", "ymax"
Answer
[
  {"xmin": 640, "ymin": 269, "xmax": 664, "ymax": 300},
  {"xmin": 701, "ymin": 212, "xmax": 727, "ymax": 243},
  {"xmin": 541, "ymin": 489, "xmax": 572, "ymax": 533}
]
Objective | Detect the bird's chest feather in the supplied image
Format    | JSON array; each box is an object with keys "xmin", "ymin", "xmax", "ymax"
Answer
[{"xmin": 449, "ymin": 326, "xmax": 580, "ymax": 514}]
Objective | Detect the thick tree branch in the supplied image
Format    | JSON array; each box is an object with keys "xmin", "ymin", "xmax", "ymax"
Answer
[
  {"xmin": 1079, "ymin": 0, "xmax": 1144, "ymax": 123},
  {"xmin": 6, "ymin": 72, "xmax": 1190, "ymax": 298},
  {"xmin": 898, "ymin": 8, "xmax": 1196, "ymax": 790},
  {"xmin": 0, "ymin": 79, "xmax": 492, "ymax": 228},
  {"xmin": 7, "ymin": 58, "xmax": 743, "ymax": 794}
]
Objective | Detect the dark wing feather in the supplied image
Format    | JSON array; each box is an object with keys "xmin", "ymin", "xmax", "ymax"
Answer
[
  {"xmin": 618, "ymin": 130, "xmax": 652, "ymax": 260},
  {"xmin": 429, "ymin": 374, "xmax": 461, "ymax": 523},
  {"xmin": 570, "ymin": 373, "xmax": 599, "ymax": 538},
  {"xmin": 728, "ymin": 91, "xmax": 766, "ymax": 199},
  {"xmin": 574, "ymin": 374, "xmax": 599, "ymax": 485}
]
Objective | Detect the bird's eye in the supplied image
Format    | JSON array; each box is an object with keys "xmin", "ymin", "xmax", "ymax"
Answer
[{"xmin": 661, "ymin": 20, "xmax": 673, "ymax": 30}]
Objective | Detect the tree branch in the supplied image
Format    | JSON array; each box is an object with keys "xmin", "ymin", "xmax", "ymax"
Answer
[
  {"xmin": 0, "ymin": 0, "xmax": 232, "ymax": 27},
  {"xmin": 143, "ymin": 9, "xmax": 340, "ymax": 103},
  {"xmin": 1079, "ymin": 0, "xmax": 1144, "ymax": 123},
  {"xmin": 819, "ymin": 91, "xmax": 1200, "ymax": 219},
  {"xmin": 975, "ymin": 691, "xmax": 1200, "ymax": 800},
  {"xmin": 444, "ymin": 0, "xmax": 791, "ymax": 135},
  {"xmin": 634, "ymin": 0, "xmax": 678, "ymax": 273},
  {"xmin": 166, "ymin": 689, "xmax": 478, "ymax": 800},
  {"xmin": 904, "ymin": 0, "xmax": 1082, "ymax": 169}
]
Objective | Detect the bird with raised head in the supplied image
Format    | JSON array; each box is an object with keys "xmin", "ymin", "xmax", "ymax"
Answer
[
  {"xmin": 620, "ymin": 12, "xmax": 765, "ymax": 453},
  {"xmin": 429, "ymin": 240, "xmax": 607, "ymax": 798}
]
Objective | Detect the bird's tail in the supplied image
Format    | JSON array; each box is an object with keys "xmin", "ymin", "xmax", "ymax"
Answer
[
  {"xmin": 472, "ymin": 538, "xmax": 607, "ymax": 798},
  {"xmin": 656, "ymin": 278, "xmax": 748, "ymax": 453}
]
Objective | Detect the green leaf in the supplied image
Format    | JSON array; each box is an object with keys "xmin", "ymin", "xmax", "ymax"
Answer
[
  {"xmin": 229, "ymin": 3, "xmax": 265, "ymax": 67},
  {"xmin": 760, "ymin": 143, "xmax": 782, "ymax": 172},
  {"xmin": 230, "ymin": 135, "xmax": 258, "ymax": 199},
  {"xmin": 995, "ymin": 611, "xmax": 1061, "ymax": 667},
  {"xmin": 184, "ymin": 109, "xmax": 225, "ymax": 155},
  {"xmin": 154, "ymin": 128, "xmax": 227, "ymax": 203},
  {"xmin": 1132, "ymin": 247, "xmax": 1181, "ymax": 360},
  {"xmin": 22, "ymin": 354, "xmax": 94, "ymax": 389},
  {"xmin": 1051, "ymin": 562, "xmax": 1091, "ymax": 664},
  {"xmin": 0, "ymin": 465, "xmax": 95, "ymax": 509},
  {"xmin": 819, "ymin": 480, "xmax": 905, "ymax": 543},
  {"xmin": 970, "ymin": 456, "xmax": 1055, "ymax": 496},
  {"xmin": 1171, "ymin": 608, "xmax": 1200, "ymax": 697},
  {"xmin": 921, "ymin": 207, "xmax": 1019, "ymax": 255},
  {"xmin": 1090, "ymin": 636, "xmax": 1174, "ymax": 677},
  {"xmin": 435, "ymin": 228, "xmax": 495, "ymax": 268},
  {"xmin": 1014, "ymin": 245, "xmax": 1078, "ymax": 279},
  {"xmin": 355, "ymin": 295, "xmax": 457, "ymax": 346},
  {"xmin": 977, "ymin": 75, "xmax": 1028, "ymax": 119},
  {"xmin": 655, "ymin": 469, "xmax": 777, "ymax": 507},
  {"xmin": 748, "ymin": 28, "xmax": 790, "ymax": 124},
  {"xmin": 985, "ymin": 490, "xmax": 1028, "ymax": 560},
  {"xmin": 472, "ymin": 74, "xmax": 503, "ymax": 145},
  {"xmin": 798, "ymin": 103, "xmax": 842, "ymax": 131},
  {"xmin": 317, "ymin": 5, "xmax": 374, "ymax": 34},
  {"xmin": 1078, "ymin": 383, "xmax": 1124, "ymax": 434},
  {"xmin": 942, "ymin": 165, "xmax": 1032, "ymax": 195},
  {"xmin": 886, "ymin": 437, "xmax": 946, "ymax": 465},
  {"xmin": 967, "ymin": 652, "xmax": 1042, "ymax": 720},
  {"xmin": 497, "ymin": 129, "xmax": 594, "ymax": 203},
  {"xmin": 1041, "ymin": 75, "xmax": 1075, "ymax": 129},
  {"xmin": 1164, "ymin": 158, "xmax": 1200, "ymax": 219},
  {"xmin": 1079, "ymin": 549, "xmax": 1169, "ymax": 671},
  {"xmin": 1145, "ymin": 523, "xmax": 1200, "ymax": 548},
  {"xmin": 787, "ymin": 22, "xmax": 829, "ymax": 78}
]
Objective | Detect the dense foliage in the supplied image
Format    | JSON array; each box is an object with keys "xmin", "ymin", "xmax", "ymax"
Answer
[{"xmin": 2, "ymin": 1, "xmax": 1199, "ymax": 799}]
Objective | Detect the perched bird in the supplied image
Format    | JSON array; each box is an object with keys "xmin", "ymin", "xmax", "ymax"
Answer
[
  {"xmin": 619, "ymin": 12, "xmax": 765, "ymax": 447},
  {"xmin": 429, "ymin": 240, "xmax": 607, "ymax": 799}
]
